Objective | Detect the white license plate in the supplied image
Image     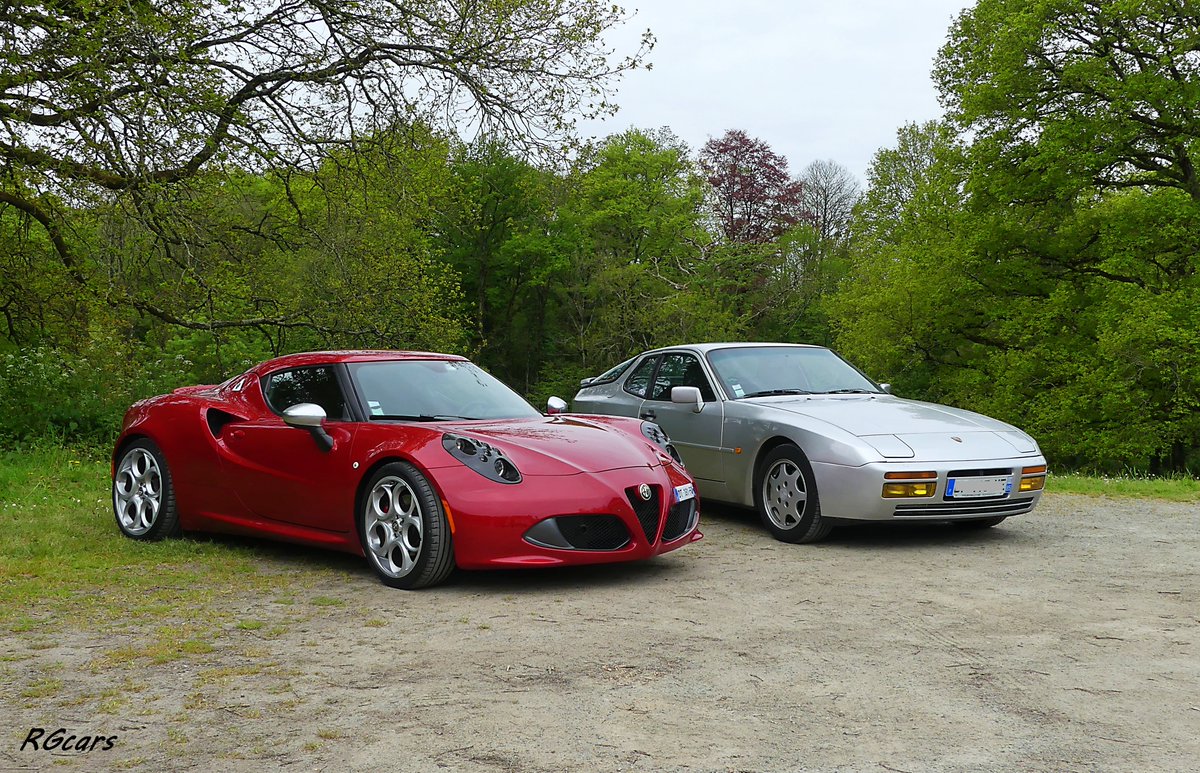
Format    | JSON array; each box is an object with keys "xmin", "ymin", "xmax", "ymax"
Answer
[
  {"xmin": 673, "ymin": 483, "xmax": 695, "ymax": 502},
  {"xmin": 946, "ymin": 475, "xmax": 1011, "ymax": 499}
]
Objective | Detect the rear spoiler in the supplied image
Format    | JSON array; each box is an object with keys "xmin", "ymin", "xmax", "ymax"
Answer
[{"xmin": 172, "ymin": 385, "xmax": 216, "ymax": 395}]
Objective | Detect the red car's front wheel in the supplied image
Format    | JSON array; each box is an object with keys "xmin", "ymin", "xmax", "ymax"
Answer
[{"xmin": 360, "ymin": 462, "xmax": 455, "ymax": 589}]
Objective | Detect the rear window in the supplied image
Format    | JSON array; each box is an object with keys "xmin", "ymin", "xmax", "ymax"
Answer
[{"xmin": 588, "ymin": 357, "xmax": 635, "ymax": 386}]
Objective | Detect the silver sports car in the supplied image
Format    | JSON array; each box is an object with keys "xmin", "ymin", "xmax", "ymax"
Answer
[{"xmin": 572, "ymin": 343, "xmax": 1047, "ymax": 543}]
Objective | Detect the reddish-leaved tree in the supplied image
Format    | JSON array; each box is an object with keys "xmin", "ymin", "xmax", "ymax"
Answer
[{"xmin": 698, "ymin": 130, "xmax": 806, "ymax": 243}]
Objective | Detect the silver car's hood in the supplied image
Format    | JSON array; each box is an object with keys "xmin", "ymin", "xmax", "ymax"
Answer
[{"xmin": 755, "ymin": 395, "xmax": 1038, "ymax": 459}]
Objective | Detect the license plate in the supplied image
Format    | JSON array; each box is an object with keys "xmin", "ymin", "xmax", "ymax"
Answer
[
  {"xmin": 946, "ymin": 475, "xmax": 1011, "ymax": 499},
  {"xmin": 673, "ymin": 483, "xmax": 695, "ymax": 502}
]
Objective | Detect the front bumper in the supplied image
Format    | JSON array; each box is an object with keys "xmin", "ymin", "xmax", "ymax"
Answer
[
  {"xmin": 812, "ymin": 456, "xmax": 1046, "ymax": 522},
  {"xmin": 435, "ymin": 462, "xmax": 702, "ymax": 570}
]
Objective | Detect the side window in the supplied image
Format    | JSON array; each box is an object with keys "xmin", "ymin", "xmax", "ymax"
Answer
[
  {"xmin": 623, "ymin": 356, "xmax": 660, "ymax": 398},
  {"xmin": 647, "ymin": 353, "xmax": 717, "ymax": 402},
  {"xmin": 263, "ymin": 366, "xmax": 348, "ymax": 420}
]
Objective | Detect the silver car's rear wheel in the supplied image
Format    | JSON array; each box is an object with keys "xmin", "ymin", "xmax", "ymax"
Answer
[
  {"xmin": 359, "ymin": 461, "xmax": 455, "ymax": 589},
  {"xmin": 113, "ymin": 439, "xmax": 180, "ymax": 540},
  {"xmin": 754, "ymin": 444, "xmax": 831, "ymax": 543}
]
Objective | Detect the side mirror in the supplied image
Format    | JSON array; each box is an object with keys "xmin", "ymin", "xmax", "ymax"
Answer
[
  {"xmin": 546, "ymin": 396, "xmax": 568, "ymax": 415},
  {"xmin": 579, "ymin": 377, "xmax": 594, "ymax": 388},
  {"xmin": 283, "ymin": 403, "xmax": 327, "ymax": 428},
  {"xmin": 283, "ymin": 403, "xmax": 333, "ymax": 451},
  {"xmin": 670, "ymin": 386, "xmax": 704, "ymax": 413},
  {"xmin": 879, "ymin": 383, "xmax": 893, "ymax": 395}
]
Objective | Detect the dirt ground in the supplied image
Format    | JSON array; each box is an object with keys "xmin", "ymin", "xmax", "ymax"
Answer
[{"xmin": 3, "ymin": 493, "xmax": 1199, "ymax": 772}]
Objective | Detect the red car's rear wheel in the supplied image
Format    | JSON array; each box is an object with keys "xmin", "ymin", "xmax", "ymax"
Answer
[{"xmin": 113, "ymin": 439, "xmax": 181, "ymax": 540}]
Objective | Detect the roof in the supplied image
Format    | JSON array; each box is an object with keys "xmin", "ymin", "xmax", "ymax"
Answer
[
  {"xmin": 253, "ymin": 350, "xmax": 468, "ymax": 372},
  {"xmin": 641, "ymin": 342, "xmax": 828, "ymax": 355}
]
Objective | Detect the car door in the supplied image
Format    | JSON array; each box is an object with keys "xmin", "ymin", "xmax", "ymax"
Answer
[
  {"xmin": 636, "ymin": 352, "xmax": 726, "ymax": 484},
  {"xmin": 217, "ymin": 365, "xmax": 359, "ymax": 532}
]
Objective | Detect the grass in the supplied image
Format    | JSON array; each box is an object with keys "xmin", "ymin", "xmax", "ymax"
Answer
[
  {"xmin": 0, "ymin": 446, "xmax": 1194, "ymax": 630},
  {"xmin": 1047, "ymin": 470, "xmax": 1200, "ymax": 501},
  {"xmin": 0, "ymin": 446, "xmax": 343, "ymax": 630}
]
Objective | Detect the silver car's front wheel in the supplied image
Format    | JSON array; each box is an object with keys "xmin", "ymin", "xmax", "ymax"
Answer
[
  {"xmin": 754, "ymin": 445, "xmax": 831, "ymax": 544},
  {"xmin": 113, "ymin": 439, "xmax": 180, "ymax": 540},
  {"xmin": 359, "ymin": 462, "xmax": 455, "ymax": 589}
]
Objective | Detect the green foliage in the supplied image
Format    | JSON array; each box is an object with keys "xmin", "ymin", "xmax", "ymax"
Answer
[
  {"xmin": 0, "ymin": 333, "xmax": 198, "ymax": 445},
  {"xmin": 834, "ymin": 3, "xmax": 1200, "ymax": 474},
  {"xmin": 3, "ymin": 0, "xmax": 1198, "ymax": 475}
]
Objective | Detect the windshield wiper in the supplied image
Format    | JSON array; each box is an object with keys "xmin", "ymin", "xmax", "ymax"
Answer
[
  {"xmin": 369, "ymin": 414, "xmax": 477, "ymax": 422},
  {"xmin": 741, "ymin": 388, "xmax": 812, "ymax": 398},
  {"xmin": 820, "ymin": 389, "xmax": 877, "ymax": 394}
]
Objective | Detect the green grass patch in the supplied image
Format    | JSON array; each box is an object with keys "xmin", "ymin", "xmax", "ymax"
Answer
[
  {"xmin": 1047, "ymin": 471, "xmax": 1200, "ymax": 501},
  {"xmin": 0, "ymin": 447, "xmax": 333, "ymax": 630}
]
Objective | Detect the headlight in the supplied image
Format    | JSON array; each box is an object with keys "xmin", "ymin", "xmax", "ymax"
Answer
[
  {"xmin": 641, "ymin": 421, "xmax": 684, "ymax": 467},
  {"xmin": 442, "ymin": 434, "xmax": 522, "ymax": 484}
]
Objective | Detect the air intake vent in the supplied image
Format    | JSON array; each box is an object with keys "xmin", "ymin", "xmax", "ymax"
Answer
[
  {"xmin": 662, "ymin": 499, "xmax": 696, "ymax": 542},
  {"xmin": 555, "ymin": 515, "xmax": 630, "ymax": 550}
]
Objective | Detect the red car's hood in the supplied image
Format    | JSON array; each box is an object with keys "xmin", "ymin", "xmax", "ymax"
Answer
[{"xmin": 448, "ymin": 415, "xmax": 665, "ymax": 476}]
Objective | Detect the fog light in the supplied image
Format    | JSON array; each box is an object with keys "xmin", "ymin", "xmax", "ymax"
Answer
[
  {"xmin": 883, "ymin": 482, "xmax": 938, "ymax": 498},
  {"xmin": 1019, "ymin": 475, "xmax": 1046, "ymax": 492}
]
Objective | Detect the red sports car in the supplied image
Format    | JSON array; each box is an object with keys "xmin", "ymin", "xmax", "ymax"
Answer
[{"xmin": 111, "ymin": 351, "xmax": 701, "ymax": 588}]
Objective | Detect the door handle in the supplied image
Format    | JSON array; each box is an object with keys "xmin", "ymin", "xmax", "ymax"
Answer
[
  {"xmin": 230, "ymin": 429, "xmax": 245, "ymax": 440},
  {"xmin": 640, "ymin": 409, "xmax": 657, "ymax": 420}
]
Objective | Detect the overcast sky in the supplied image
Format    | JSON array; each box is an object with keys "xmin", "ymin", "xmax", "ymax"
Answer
[{"xmin": 579, "ymin": 0, "xmax": 974, "ymax": 183}]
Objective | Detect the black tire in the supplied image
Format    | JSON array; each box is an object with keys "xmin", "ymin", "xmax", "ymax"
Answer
[
  {"xmin": 112, "ymin": 438, "xmax": 181, "ymax": 541},
  {"xmin": 952, "ymin": 516, "xmax": 1007, "ymax": 529},
  {"xmin": 753, "ymin": 444, "xmax": 832, "ymax": 544},
  {"xmin": 359, "ymin": 461, "xmax": 456, "ymax": 589}
]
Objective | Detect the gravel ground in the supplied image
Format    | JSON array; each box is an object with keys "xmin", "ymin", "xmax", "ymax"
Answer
[{"xmin": 2, "ymin": 492, "xmax": 1198, "ymax": 772}]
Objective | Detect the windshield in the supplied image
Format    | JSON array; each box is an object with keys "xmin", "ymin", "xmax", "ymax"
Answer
[
  {"xmin": 707, "ymin": 346, "xmax": 881, "ymax": 398},
  {"xmin": 349, "ymin": 360, "xmax": 541, "ymax": 421}
]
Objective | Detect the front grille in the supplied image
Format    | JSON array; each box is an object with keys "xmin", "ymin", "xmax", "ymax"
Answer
[
  {"xmin": 661, "ymin": 499, "xmax": 696, "ymax": 542},
  {"xmin": 555, "ymin": 515, "xmax": 630, "ymax": 550},
  {"xmin": 948, "ymin": 467, "xmax": 1014, "ymax": 478},
  {"xmin": 625, "ymin": 485, "xmax": 662, "ymax": 543},
  {"xmin": 892, "ymin": 498, "xmax": 1037, "ymax": 520}
]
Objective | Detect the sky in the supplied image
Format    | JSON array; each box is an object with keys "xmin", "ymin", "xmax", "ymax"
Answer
[{"xmin": 579, "ymin": 0, "xmax": 974, "ymax": 183}]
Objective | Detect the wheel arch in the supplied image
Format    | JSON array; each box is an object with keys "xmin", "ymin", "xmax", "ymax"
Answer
[
  {"xmin": 112, "ymin": 432, "xmax": 153, "ymax": 474},
  {"xmin": 747, "ymin": 435, "xmax": 802, "ymax": 502}
]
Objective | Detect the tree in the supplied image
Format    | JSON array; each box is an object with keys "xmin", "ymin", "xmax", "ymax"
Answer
[
  {"xmin": 698, "ymin": 130, "xmax": 806, "ymax": 244},
  {"xmin": 438, "ymin": 140, "xmax": 565, "ymax": 391},
  {"xmin": 800, "ymin": 159, "xmax": 860, "ymax": 243},
  {"xmin": 831, "ymin": 5, "xmax": 1200, "ymax": 472},
  {"xmin": 553, "ymin": 128, "xmax": 737, "ymax": 382},
  {"xmin": 832, "ymin": 121, "xmax": 978, "ymax": 396},
  {"xmin": 852, "ymin": 122, "xmax": 951, "ymax": 243},
  {"xmin": 936, "ymin": 0, "xmax": 1200, "ymax": 206},
  {"xmin": 0, "ymin": 0, "xmax": 651, "ymax": 335}
]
